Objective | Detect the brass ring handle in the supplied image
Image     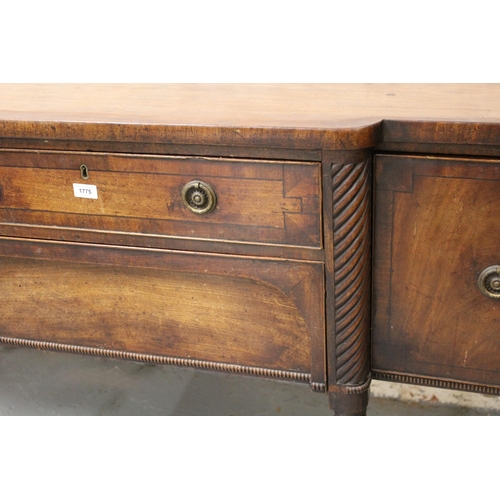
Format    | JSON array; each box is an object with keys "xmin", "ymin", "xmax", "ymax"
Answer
[
  {"xmin": 181, "ymin": 180, "xmax": 217, "ymax": 214},
  {"xmin": 478, "ymin": 266, "xmax": 500, "ymax": 298}
]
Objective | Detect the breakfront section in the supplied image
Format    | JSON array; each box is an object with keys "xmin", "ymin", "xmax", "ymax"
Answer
[{"xmin": 372, "ymin": 154, "xmax": 500, "ymax": 395}]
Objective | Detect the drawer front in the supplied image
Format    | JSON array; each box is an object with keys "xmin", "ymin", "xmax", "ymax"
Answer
[
  {"xmin": 0, "ymin": 238, "xmax": 325, "ymax": 384},
  {"xmin": 373, "ymin": 155, "xmax": 500, "ymax": 388},
  {"xmin": 0, "ymin": 150, "xmax": 321, "ymax": 248}
]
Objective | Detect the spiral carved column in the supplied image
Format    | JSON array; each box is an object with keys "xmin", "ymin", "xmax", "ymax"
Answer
[{"xmin": 329, "ymin": 159, "xmax": 372, "ymax": 415}]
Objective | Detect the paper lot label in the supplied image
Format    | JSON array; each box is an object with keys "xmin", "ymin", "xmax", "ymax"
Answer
[{"xmin": 73, "ymin": 183, "xmax": 98, "ymax": 199}]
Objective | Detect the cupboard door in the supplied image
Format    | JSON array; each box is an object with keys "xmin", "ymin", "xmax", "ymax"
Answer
[{"xmin": 373, "ymin": 155, "xmax": 500, "ymax": 389}]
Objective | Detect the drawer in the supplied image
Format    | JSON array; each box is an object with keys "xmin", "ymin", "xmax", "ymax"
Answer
[
  {"xmin": 373, "ymin": 155, "xmax": 500, "ymax": 389},
  {"xmin": 0, "ymin": 237, "xmax": 325, "ymax": 385},
  {"xmin": 0, "ymin": 150, "xmax": 321, "ymax": 248}
]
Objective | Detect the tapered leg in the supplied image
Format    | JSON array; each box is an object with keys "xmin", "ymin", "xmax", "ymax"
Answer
[{"xmin": 328, "ymin": 380, "xmax": 371, "ymax": 416}]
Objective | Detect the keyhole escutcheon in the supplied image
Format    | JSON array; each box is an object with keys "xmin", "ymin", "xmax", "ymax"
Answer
[{"xmin": 80, "ymin": 164, "xmax": 89, "ymax": 180}]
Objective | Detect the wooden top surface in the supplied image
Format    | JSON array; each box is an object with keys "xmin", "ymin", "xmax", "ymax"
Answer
[{"xmin": 1, "ymin": 84, "xmax": 500, "ymax": 149}]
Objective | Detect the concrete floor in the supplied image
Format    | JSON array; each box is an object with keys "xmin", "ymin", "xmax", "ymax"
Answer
[{"xmin": 0, "ymin": 344, "xmax": 497, "ymax": 416}]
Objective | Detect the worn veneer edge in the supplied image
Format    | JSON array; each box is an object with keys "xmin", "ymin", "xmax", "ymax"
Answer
[
  {"xmin": 372, "ymin": 371, "xmax": 500, "ymax": 395},
  {"xmin": 0, "ymin": 121, "xmax": 383, "ymax": 151},
  {"xmin": 0, "ymin": 335, "xmax": 327, "ymax": 391},
  {"xmin": 3, "ymin": 119, "xmax": 500, "ymax": 151}
]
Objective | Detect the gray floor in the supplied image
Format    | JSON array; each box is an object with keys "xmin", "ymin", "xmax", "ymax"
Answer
[{"xmin": 0, "ymin": 345, "xmax": 497, "ymax": 416}]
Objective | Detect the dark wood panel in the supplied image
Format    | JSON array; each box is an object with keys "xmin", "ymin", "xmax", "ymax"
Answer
[
  {"xmin": 0, "ymin": 150, "xmax": 321, "ymax": 248},
  {"xmin": 373, "ymin": 155, "xmax": 500, "ymax": 388},
  {"xmin": 0, "ymin": 238, "xmax": 326, "ymax": 382}
]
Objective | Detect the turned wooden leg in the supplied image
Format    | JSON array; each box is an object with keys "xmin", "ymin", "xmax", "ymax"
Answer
[{"xmin": 328, "ymin": 379, "xmax": 371, "ymax": 416}]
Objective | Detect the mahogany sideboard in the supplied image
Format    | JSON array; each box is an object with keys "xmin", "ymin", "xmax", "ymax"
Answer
[{"xmin": 1, "ymin": 84, "xmax": 499, "ymax": 415}]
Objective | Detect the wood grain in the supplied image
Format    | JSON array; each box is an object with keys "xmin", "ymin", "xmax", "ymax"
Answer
[
  {"xmin": 3, "ymin": 84, "xmax": 500, "ymax": 413},
  {"xmin": 1, "ymin": 84, "xmax": 500, "ymax": 149},
  {"xmin": 0, "ymin": 139, "xmax": 322, "ymax": 162},
  {"xmin": 0, "ymin": 150, "xmax": 321, "ymax": 248},
  {"xmin": 373, "ymin": 155, "xmax": 500, "ymax": 388},
  {"xmin": 0, "ymin": 238, "xmax": 325, "ymax": 380}
]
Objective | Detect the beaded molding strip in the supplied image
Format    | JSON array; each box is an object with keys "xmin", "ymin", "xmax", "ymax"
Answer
[
  {"xmin": 373, "ymin": 371, "xmax": 500, "ymax": 395},
  {"xmin": 0, "ymin": 335, "xmax": 318, "ymax": 384}
]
